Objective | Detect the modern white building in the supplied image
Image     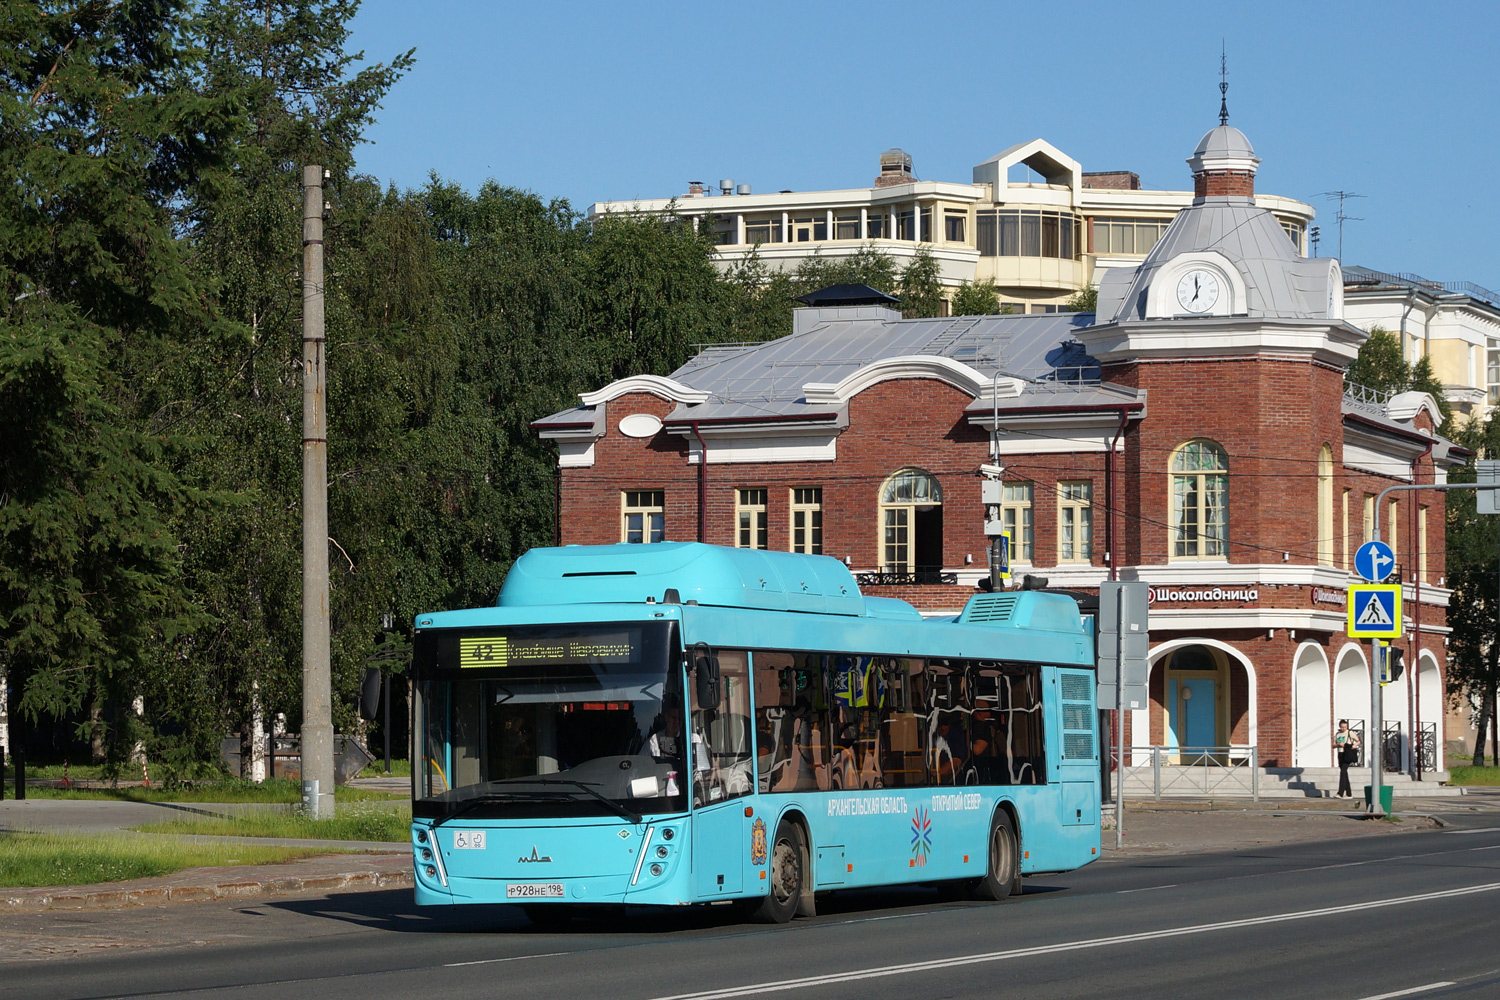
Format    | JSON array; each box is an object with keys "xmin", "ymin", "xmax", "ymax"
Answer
[
  {"xmin": 590, "ymin": 140, "xmax": 1317, "ymax": 315},
  {"xmin": 1342, "ymin": 267, "xmax": 1500, "ymax": 423}
]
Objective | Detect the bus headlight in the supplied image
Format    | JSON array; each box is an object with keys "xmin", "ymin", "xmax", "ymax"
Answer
[
  {"xmin": 421, "ymin": 848, "xmax": 432, "ymax": 861},
  {"xmin": 649, "ymin": 864, "xmax": 664, "ymax": 877},
  {"xmin": 415, "ymin": 829, "xmax": 428, "ymax": 844},
  {"xmin": 655, "ymin": 845, "xmax": 669, "ymax": 859},
  {"xmin": 424, "ymin": 865, "xmax": 438, "ymax": 879}
]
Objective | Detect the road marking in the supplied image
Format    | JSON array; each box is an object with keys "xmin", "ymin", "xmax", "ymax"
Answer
[
  {"xmin": 444, "ymin": 951, "xmax": 567, "ymax": 968},
  {"xmin": 1444, "ymin": 827, "xmax": 1500, "ymax": 834},
  {"xmin": 647, "ymin": 882, "xmax": 1500, "ymax": 1000},
  {"xmin": 1117, "ymin": 884, "xmax": 1178, "ymax": 894},
  {"xmin": 1468, "ymin": 845, "xmax": 1500, "ymax": 851},
  {"xmin": 1353, "ymin": 984, "xmax": 1456, "ymax": 1000}
]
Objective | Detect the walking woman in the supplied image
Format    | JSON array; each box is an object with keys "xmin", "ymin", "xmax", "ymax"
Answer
[{"xmin": 1333, "ymin": 719, "xmax": 1361, "ymax": 798}]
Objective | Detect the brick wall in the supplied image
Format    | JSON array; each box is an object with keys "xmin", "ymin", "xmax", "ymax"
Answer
[
  {"xmin": 1194, "ymin": 171, "xmax": 1256, "ymax": 198},
  {"xmin": 551, "ymin": 342, "xmax": 1450, "ymax": 767}
]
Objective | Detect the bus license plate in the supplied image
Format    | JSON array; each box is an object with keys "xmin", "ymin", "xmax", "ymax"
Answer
[{"xmin": 506, "ymin": 883, "xmax": 564, "ymax": 899}]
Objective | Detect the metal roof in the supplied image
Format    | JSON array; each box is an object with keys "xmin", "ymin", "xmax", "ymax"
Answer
[{"xmin": 535, "ymin": 309, "xmax": 1136, "ymax": 428}]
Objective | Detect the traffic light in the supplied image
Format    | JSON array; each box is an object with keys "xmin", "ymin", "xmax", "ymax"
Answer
[{"xmin": 1379, "ymin": 645, "xmax": 1405, "ymax": 685}]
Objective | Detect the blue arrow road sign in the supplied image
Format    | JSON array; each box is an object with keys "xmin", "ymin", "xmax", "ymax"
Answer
[
  {"xmin": 1354, "ymin": 540, "xmax": 1395, "ymax": 583},
  {"xmin": 1348, "ymin": 584, "xmax": 1402, "ymax": 639}
]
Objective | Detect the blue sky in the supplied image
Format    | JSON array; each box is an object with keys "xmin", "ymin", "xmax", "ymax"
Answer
[{"xmin": 347, "ymin": 0, "xmax": 1499, "ymax": 289}]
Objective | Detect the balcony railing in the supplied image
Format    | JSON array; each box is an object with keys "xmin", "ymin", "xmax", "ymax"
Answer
[{"xmin": 856, "ymin": 570, "xmax": 958, "ymax": 587}]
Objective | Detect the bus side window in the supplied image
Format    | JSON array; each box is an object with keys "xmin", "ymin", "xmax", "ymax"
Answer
[
  {"xmin": 754, "ymin": 651, "xmax": 798, "ymax": 792},
  {"xmin": 927, "ymin": 659, "xmax": 970, "ymax": 786},
  {"xmin": 880, "ymin": 659, "xmax": 924, "ymax": 788},
  {"xmin": 691, "ymin": 650, "xmax": 752, "ymax": 803},
  {"xmin": 998, "ymin": 665, "xmax": 1046, "ymax": 785}
]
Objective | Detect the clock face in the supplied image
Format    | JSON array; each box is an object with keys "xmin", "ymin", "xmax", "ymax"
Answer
[{"xmin": 1176, "ymin": 269, "xmax": 1220, "ymax": 313}]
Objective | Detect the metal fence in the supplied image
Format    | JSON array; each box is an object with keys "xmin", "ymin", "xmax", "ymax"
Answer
[
  {"xmin": 1383, "ymin": 722, "xmax": 1403, "ymax": 772},
  {"xmin": 1417, "ymin": 722, "xmax": 1437, "ymax": 773},
  {"xmin": 1113, "ymin": 745, "xmax": 1259, "ymax": 800}
]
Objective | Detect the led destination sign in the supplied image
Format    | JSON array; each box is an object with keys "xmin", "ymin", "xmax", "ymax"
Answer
[{"xmin": 458, "ymin": 632, "xmax": 637, "ymax": 669}]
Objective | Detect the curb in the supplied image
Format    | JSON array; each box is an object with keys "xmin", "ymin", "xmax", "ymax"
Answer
[{"xmin": 2, "ymin": 869, "xmax": 414, "ymax": 914}]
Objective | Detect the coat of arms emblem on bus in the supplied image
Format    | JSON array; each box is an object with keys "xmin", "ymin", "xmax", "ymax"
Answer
[
  {"xmin": 750, "ymin": 818, "xmax": 768, "ymax": 865},
  {"xmin": 910, "ymin": 807, "xmax": 932, "ymax": 867}
]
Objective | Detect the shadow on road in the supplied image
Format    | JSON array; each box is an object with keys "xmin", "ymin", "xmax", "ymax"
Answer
[{"xmin": 266, "ymin": 879, "xmax": 1075, "ymax": 937}]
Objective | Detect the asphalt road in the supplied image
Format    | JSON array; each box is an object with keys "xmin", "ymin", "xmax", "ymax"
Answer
[{"xmin": 7, "ymin": 810, "xmax": 1500, "ymax": 1000}]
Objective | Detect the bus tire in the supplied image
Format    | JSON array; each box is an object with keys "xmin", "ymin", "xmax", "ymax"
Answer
[
  {"xmin": 755, "ymin": 818, "xmax": 805, "ymax": 924},
  {"xmin": 972, "ymin": 812, "xmax": 1019, "ymax": 902}
]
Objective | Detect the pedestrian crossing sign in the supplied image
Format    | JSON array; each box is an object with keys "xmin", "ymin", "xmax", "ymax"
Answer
[{"xmin": 1347, "ymin": 584, "xmax": 1402, "ymax": 639}]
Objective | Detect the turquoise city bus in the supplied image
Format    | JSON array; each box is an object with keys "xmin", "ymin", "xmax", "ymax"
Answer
[{"xmin": 409, "ymin": 542, "xmax": 1100, "ymax": 924}]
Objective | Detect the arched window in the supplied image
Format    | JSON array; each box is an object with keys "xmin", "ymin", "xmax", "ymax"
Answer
[
  {"xmin": 1317, "ymin": 444, "xmax": 1334, "ymax": 566},
  {"xmin": 880, "ymin": 469, "xmax": 943, "ymax": 575},
  {"xmin": 1170, "ymin": 440, "xmax": 1228, "ymax": 560}
]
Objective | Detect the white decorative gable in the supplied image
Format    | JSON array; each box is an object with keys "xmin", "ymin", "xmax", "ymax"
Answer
[{"xmin": 802, "ymin": 355, "xmax": 1022, "ymax": 404}]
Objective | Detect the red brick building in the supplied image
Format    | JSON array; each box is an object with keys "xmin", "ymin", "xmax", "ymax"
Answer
[{"xmin": 534, "ymin": 123, "xmax": 1463, "ymax": 777}]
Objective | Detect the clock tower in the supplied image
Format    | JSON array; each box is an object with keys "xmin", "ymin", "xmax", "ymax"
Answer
[{"xmin": 1078, "ymin": 117, "xmax": 1363, "ymax": 568}]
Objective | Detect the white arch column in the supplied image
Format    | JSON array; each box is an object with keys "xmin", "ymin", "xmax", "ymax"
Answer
[
  {"xmin": 1332, "ymin": 645, "xmax": 1369, "ymax": 753},
  {"xmin": 1292, "ymin": 642, "xmax": 1332, "ymax": 767},
  {"xmin": 1417, "ymin": 649, "xmax": 1444, "ymax": 772}
]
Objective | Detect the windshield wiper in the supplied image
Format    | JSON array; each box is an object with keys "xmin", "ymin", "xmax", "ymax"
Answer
[{"xmin": 525, "ymin": 778, "xmax": 642, "ymax": 824}]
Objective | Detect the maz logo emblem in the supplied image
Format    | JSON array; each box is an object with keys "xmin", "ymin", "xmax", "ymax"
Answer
[{"xmin": 518, "ymin": 846, "xmax": 554, "ymax": 863}]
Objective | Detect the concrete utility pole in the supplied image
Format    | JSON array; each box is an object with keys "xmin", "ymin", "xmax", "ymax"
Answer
[{"xmin": 301, "ymin": 165, "xmax": 334, "ymax": 819}]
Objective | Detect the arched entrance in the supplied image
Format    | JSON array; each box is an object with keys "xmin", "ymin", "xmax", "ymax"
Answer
[
  {"xmin": 1133, "ymin": 640, "xmax": 1257, "ymax": 762},
  {"xmin": 1417, "ymin": 649, "xmax": 1443, "ymax": 772},
  {"xmin": 1292, "ymin": 643, "xmax": 1331, "ymax": 767},
  {"xmin": 1332, "ymin": 645, "xmax": 1368, "ymax": 761},
  {"xmin": 1164, "ymin": 645, "xmax": 1227, "ymax": 753}
]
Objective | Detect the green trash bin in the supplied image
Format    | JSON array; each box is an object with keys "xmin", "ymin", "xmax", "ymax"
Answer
[{"xmin": 1363, "ymin": 784, "xmax": 1394, "ymax": 812}]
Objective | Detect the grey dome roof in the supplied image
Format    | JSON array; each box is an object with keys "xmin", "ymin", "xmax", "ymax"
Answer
[
  {"xmin": 1192, "ymin": 125, "xmax": 1256, "ymax": 161},
  {"xmin": 1095, "ymin": 198, "xmax": 1337, "ymax": 323}
]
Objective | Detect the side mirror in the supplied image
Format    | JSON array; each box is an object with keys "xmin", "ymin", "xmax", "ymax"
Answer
[
  {"xmin": 358, "ymin": 666, "xmax": 382, "ymax": 721},
  {"xmin": 692, "ymin": 644, "xmax": 721, "ymax": 710}
]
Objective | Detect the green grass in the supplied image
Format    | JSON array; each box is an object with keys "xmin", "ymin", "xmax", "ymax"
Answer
[
  {"xmin": 358, "ymin": 758, "xmax": 411, "ymax": 777},
  {"xmin": 14, "ymin": 778, "xmax": 402, "ymax": 803},
  {"xmin": 0, "ymin": 830, "xmax": 346, "ymax": 888},
  {"xmin": 1446, "ymin": 765, "xmax": 1500, "ymax": 786},
  {"xmin": 131, "ymin": 801, "xmax": 412, "ymax": 843}
]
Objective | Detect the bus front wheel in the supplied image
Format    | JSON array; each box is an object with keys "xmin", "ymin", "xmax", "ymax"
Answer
[
  {"xmin": 755, "ymin": 819, "xmax": 805, "ymax": 924},
  {"xmin": 972, "ymin": 812, "xmax": 1020, "ymax": 901}
]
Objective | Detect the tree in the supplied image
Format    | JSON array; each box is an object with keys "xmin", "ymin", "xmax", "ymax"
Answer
[
  {"xmin": 952, "ymin": 279, "xmax": 1010, "ymax": 317},
  {"xmin": 1446, "ymin": 415, "xmax": 1500, "ymax": 765},
  {"xmin": 0, "ymin": 0, "xmax": 246, "ymax": 779},
  {"xmin": 1064, "ymin": 286, "xmax": 1098, "ymax": 313},
  {"xmin": 1345, "ymin": 327, "xmax": 1453, "ymax": 431},
  {"xmin": 897, "ymin": 246, "xmax": 943, "ymax": 319}
]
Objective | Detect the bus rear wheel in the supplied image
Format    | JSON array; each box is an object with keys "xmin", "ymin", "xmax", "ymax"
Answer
[
  {"xmin": 755, "ymin": 819, "xmax": 805, "ymax": 924},
  {"xmin": 972, "ymin": 812, "xmax": 1019, "ymax": 901}
]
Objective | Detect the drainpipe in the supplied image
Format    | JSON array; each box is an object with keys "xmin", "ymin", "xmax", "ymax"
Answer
[
  {"xmin": 553, "ymin": 462, "xmax": 561, "ymax": 547},
  {"xmin": 692, "ymin": 422, "xmax": 707, "ymax": 543},
  {"xmin": 1399, "ymin": 286, "xmax": 1419, "ymax": 364},
  {"xmin": 1410, "ymin": 436, "xmax": 1433, "ymax": 779},
  {"xmin": 1106, "ymin": 408, "xmax": 1131, "ymax": 582}
]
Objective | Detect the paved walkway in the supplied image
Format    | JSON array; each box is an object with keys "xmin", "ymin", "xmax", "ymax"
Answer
[{"xmin": 3, "ymin": 787, "xmax": 1495, "ymax": 913}]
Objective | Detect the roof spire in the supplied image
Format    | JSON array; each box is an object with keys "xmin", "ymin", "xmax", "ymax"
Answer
[{"xmin": 1218, "ymin": 42, "xmax": 1230, "ymax": 126}]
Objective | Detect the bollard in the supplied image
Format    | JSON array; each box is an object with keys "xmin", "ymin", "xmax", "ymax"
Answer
[
  {"xmin": 141, "ymin": 760, "xmax": 151, "ymax": 788},
  {"xmin": 61, "ymin": 759, "xmax": 71, "ymax": 790}
]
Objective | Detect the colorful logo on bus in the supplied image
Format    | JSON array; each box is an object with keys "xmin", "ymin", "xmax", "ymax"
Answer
[
  {"xmin": 910, "ymin": 806, "xmax": 932, "ymax": 867},
  {"xmin": 750, "ymin": 818, "xmax": 767, "ymax": 866}
]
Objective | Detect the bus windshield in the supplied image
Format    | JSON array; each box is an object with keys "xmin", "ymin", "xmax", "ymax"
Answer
[{"xmin": 411, "ymin": 622, "xmax": 685, "ymax": 820}]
